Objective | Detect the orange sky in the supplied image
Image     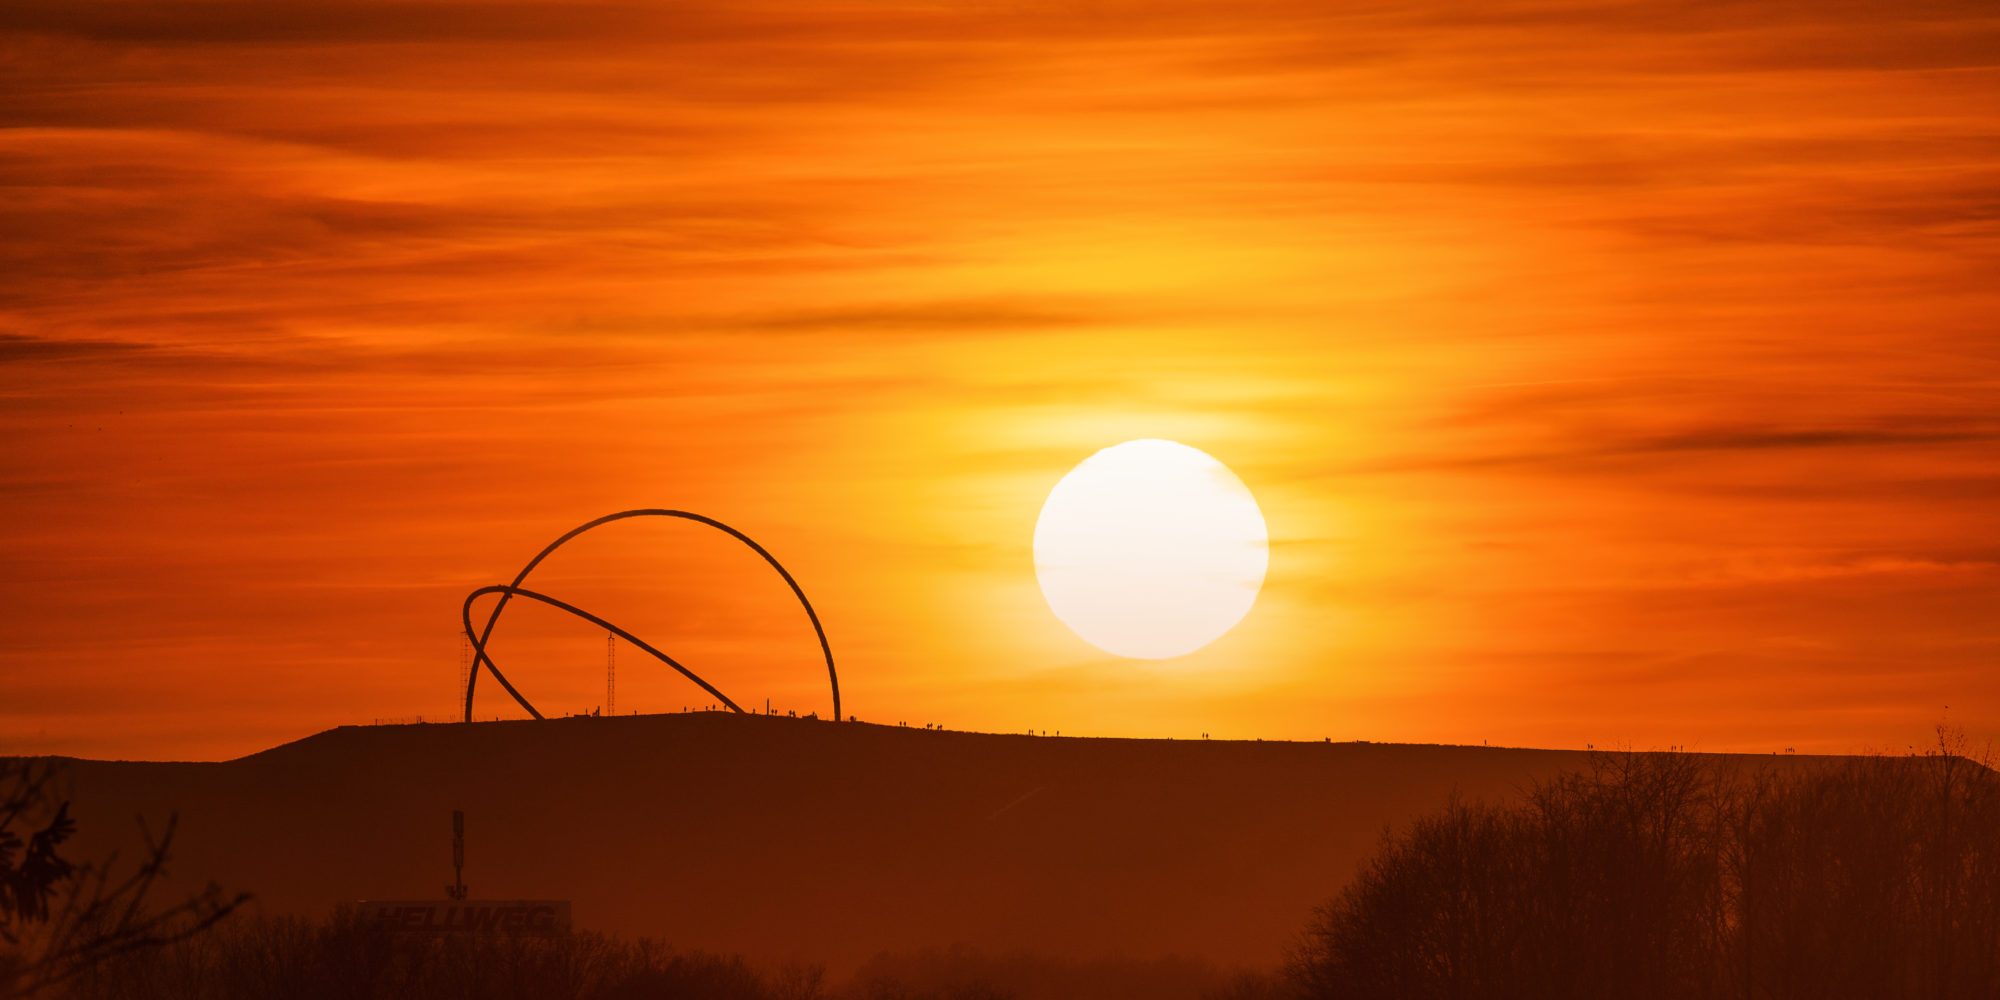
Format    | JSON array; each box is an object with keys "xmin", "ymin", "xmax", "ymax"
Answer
[{"xmin": 3, "ymin": 0, "xmax": 1997, "ymax": 760}]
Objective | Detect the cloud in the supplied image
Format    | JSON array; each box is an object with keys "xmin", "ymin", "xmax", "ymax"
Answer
[{"xmin": 1633, "ymin": 424, "xmax": 1998, "ymax": 453}]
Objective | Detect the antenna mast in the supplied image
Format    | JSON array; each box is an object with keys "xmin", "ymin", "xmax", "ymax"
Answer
[
  {"xmin": 456, "ymin": 632, "xmax": 470, "ymax": 722},
  {"xmin": 606, "ymin": 632, "xmax": 616, "ymax": 716},
  {"xmin": 446, "ymin": 809, "xmax": 468, "ymax": 900}
]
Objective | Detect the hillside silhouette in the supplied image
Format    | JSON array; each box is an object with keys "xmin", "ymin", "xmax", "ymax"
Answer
[{"xmin": 45, "ymin": 715, "xmax": 1825, "ymax": 971}]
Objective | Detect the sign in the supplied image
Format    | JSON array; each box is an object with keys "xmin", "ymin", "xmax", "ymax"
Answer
[{"xmin": 352, "ymin": 899, "xmax": 571, "ymax": 934}]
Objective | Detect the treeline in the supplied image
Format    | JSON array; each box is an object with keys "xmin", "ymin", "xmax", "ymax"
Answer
[
  {"xmin": 60, "ymin": 918, "xmax": 781, "ymax": 1000},
  {"xmin": 55, "ymin": 919, "xmax": 1279, "ymax": 1000},
  {"xmin": 846, "ymin": 948, "xmax": 1279, "ymax": 1000},
  {"xmin": 1287, "ymin": 738, "xmax": 2000, "ymax": 1000}
]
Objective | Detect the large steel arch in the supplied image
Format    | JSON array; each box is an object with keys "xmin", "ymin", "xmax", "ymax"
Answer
[{"xmin": 461, "ymin": 510, "xmax": 839, "ymax": 724}]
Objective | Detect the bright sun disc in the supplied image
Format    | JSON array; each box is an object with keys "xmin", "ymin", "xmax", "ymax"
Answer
[{"xmin": 1033, "ymin": 439, "xmax": 1269, "ymax": 659}]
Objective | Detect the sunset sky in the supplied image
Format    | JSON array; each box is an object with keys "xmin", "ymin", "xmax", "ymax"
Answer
[{"xmin": 4, "ymin": 0, "xmax": 1997, "ymax": 760}]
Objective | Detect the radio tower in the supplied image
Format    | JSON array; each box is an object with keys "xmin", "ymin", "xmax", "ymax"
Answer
[
  {"xmin": 606, "ymin": 632, "xmax": 616, "ymax": 717},
  {"xmin": 457, "ymin": 632, "xmax": 470, "ymax": 721},
  {"xmin": 446, "ymin": 809, "xmax": 468, "ymax": 900}
]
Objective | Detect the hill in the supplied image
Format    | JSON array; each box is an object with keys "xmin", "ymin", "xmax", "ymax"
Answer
[{"xmin": 42, "ymin": 714, "xmax": 1808, "ymax": 971}]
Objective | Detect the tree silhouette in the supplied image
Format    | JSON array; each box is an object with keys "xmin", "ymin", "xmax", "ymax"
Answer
[
  {"xmin": 1289, "ymin": 736, "xmax": 2000, "ymax": 1000},
  {"xmin": 0, "ymin": 759, "xmax": 246, "ymax": 996}
]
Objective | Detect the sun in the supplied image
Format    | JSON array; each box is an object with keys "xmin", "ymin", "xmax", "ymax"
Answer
[{"xmin": 1033, "ymin": 439, "xmax": 1269, "ymax": 659}]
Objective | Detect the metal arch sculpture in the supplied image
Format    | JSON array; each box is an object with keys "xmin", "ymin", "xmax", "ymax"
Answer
[{"xmin": 461, "ymin": 509, "xmax": 840, "ymax": 724}]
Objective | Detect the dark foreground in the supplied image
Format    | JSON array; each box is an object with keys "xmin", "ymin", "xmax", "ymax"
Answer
[
  {"xmin": 12, "ymin": 725, "xmax": 1996, "ymax": 999},
  {"xmin": 49, "ymin": 713, "xmax": 1644, "ymax": 970},
  {"xmin": 35, "ymin": 740, "xmax": 2000, "ymax": 996}
]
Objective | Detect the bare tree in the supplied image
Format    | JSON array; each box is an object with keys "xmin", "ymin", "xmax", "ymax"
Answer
[{"xmin": 0, "ymin": 759, "xmax": 247, "ymax": 996}]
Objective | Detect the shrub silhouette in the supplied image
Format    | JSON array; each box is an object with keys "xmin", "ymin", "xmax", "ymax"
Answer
[
  {"xmin": 843, "ymin": 947, "xmax": 1268, "ymax": 1000},
  {"xmin": 1288, "ymin": 736, "xmax": 2000, "ymax": 1000},
  {"xmin": 59, "ymin": 918, "xmax": 1275, "ymax": 999},
  {"xmin": 63, "ymin": 912, "xmax": 779, "ymax": 1000}
]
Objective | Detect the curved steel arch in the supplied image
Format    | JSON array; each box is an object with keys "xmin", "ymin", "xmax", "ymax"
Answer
[
  {"xmin": 463, "ymin": 585, "xmax": 745, "ymax": 716},
  {"xmin": 461, "ymin": 509, "xmax": 840, "ymax": 723}
]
